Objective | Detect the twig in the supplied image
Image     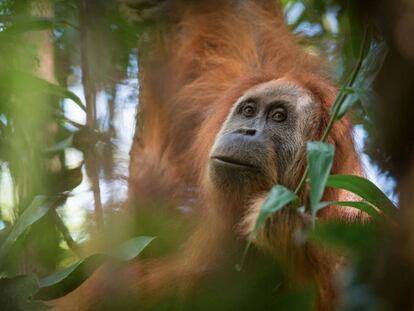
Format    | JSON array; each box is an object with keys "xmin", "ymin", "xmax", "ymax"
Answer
[
  {"xmin": 294, "ymin": 28, "xmax": 370, "ymax": 196},
  {"xmin": 51, "ymin": 208, "xmax": 81, "ymax": 257}
]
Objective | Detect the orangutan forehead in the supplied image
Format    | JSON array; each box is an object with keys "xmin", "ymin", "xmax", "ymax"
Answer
[{"xmin": 239, "ymin": 79, "xmax": 315, "ymax": 110}]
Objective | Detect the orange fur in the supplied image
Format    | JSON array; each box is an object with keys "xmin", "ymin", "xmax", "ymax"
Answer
[{"xmin": 51, "ymin": 1, "xmax": 365, "ymax": 310}]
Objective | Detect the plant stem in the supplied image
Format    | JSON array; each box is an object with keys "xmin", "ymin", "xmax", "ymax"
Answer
[
  {"xmin": 51, "ymin": 209, "xmax": 81, "ymax": 257},
  {"xmin": 322, "ymin": 30, "xmax": 370, "ymax": 142},
  {"xmin": 294, "ymin": 28, "xmax": 370, "ymax": 196}
]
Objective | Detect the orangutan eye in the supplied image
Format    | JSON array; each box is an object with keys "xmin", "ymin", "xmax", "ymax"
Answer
[
  {"xmin": 241, "ymin": 103, "xmax": 256, "ymax": 118},
  {"xmin": 271, "ymin": 107, "xmax": 287, "ymax": 122}
]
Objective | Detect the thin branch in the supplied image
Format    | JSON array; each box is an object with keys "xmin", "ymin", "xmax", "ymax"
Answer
[
  {"xmin": 294, "ymin": 29, "xmax": 370, "ymax": 196},
  {"xmin": 51, "ymin": 208, "xmax": 81, "ymax": 257}
]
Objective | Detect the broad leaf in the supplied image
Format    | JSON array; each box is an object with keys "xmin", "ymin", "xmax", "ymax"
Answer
[
  {"xmin": 110, "ymin": 236, "xmax": 155, "ymax": 261},
  {"xmin": 238, "ymin": 186, "xmax": 298, "ymax": 271},
  {"xmin": 37, "ymin": 254, "xmax": 105, "ymax": 299},
  {"xmin": 0, "ymin": 196, "xmax": 57, "ymax": 262},
  {"xmin": 37, "ymin": 236, "xmax": 154, "ymax": 299},
  {"xmin": 28, "ymin": 74, "xmax": 86, "ymax": 112},
  {"xmin": 311, "ymin": 222, "xmax": 377, "ymax": 256},
  {"xmin": 336, "ymin": 42, "xmax": 387, "ymax": 120},
  {"xmin": 0, "ymin": 275, "xmax": 48, "ymax": 311},
  {"xmin": 272, "ymin": 286, "xmax": 316, "ymax": 311},
  {"xmin": 46, "ymin": 135, "xmax": 74, "ymax": 153},
  {"xmin": 326, "ymin": 175, "xmax": 397, "ymax": 214},
  {"xmin": 0, "ymin": 16, "xmax": 55, "ymax": 36},
  {"xmin": 2, "ymin": 71, "xmax": 86, "ymax": 112},
  {"xmin": 49, "ymin": 163, "xmax": 83, "ymax": 193},
  {"xmin": 307, "ymin": 142, "xmax": 335, "ymax": 221},
  {"xmin": 316, "ymin": 201, "xmax": 383, "ymax": 220},
  {"xmin": 253, "ymin": 185, "xmax": 299, "ymax": 234}
]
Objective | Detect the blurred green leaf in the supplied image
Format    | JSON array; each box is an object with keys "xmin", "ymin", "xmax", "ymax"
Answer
[
  {"xmin": 27, "ymin": 74, "xmax": 86, "ymax": 112},
  {"xmin": 307, "ymin": 142, "xmax": 335, "ymax": 221},
  {"xmin": 316, "ymin": 201, "xmax": 383, "ymax": 220},
  {"xmin": 313, "ymin": 0, "xmax": 326, "ymax": 14},
  {"xmin": 0, "ymin": 16, "xmax": 55, "ymax": 37},
  {"xmin": 239, "ymin": 186, "xmax": 299, "ymax": 270},
  {"xmin": 0, "ymin": 196, "xmax": 57, "ymax": 263},
  {"xmin": 0, "ymin": 120, "xmax": 6, "ymax": 160},
  {"xmin": 110, "ymin": 236, "xmax": 154, "ymax": 261},
  {"xmin": 73, "ymin": 127, "xmax": 109, "ymax": 152},
  {"xmin": 337, "ymin": 87, "xmax": 376, "ymax": 121},
  {"xmin": 0, "ymin": 71, "xmax": 86, "ymax": 112},
  {"xmin": 0, "ymin": 275, "xmax": 48, "ymax": 311},
  {"xmin": 326, "ymin": 175, "xmax": 397, "ymax": 214},
  {"xmin": 357, "ymin": 41, "xmax": 388, "ymax": 85},
  {"xmin": 272, "ymin": 286, "xmax": 315, "ymax": 311},
  {"xmin": 338, "ymin": 3, "xmax": 369, "ymax": 73},
  {"xmin": 311, "ymin": 221, "xmax": 377, "ymax": 256},
  {"xmin": 37, "ymin": 236, "xmax": 154, "ymax": 299},
  {"xmin": 49, "ymin": 163, "xmax": 83, "ymax": 194},
  {"xmin": 51, "ymin": 210, "xmax": 80, "ymax": 256},
  {"xmin": 46, "ymin": 135, "xmax": 74, "ymax": 153},
  {"xmin": 336, "ymin": 42, "xmax": 387, "ymax": 119},
  {"xmin": 349, "ymin": 13, "xmax": 366, "ymax": 61},
  {"xmin": 253, "ymin": 185, "xmax": 299, "ymax": 234}
]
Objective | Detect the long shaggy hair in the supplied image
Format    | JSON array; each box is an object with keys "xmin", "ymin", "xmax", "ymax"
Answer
[{"xmin": 52, "ymin": 1, "xmax": 365, "ymax": 310}]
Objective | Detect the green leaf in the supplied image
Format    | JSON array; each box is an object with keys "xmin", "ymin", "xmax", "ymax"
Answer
[
  {"xmin": 358, "ymin": 42, "xmax": 388, "ymax": 86},
  {"xmin": 2, "ymin": 71, "xmax": 86, "ymax": 112},
  {"xmin": 110, "ymin": 236, "xmax": 155, "ymax": 261},
  {"xmin": 237, "ymin": 186, "xmax": 298, "ymax": 271},
  {"xmin": 0, "ymin": 275, "xmax": 48, "ymax": 311},
  {"xmin": 336, "ymin": 89, "xmax": 359, "ymax": 120},
  {"xmin": 253, "ymin": 185, "xmax": 299, "ymax": 234},
  {"xmin": 46, "ymin": 135, "xmax": 74, "ymax": 153},
  {"xmin": 337, "ymin": 87, "xmax": 377, "ymax": 120},
  {"xmin": 38, "ymin": 257, "xmax": 93, "ymax": 289},
  {"xmin": 49, "ymin": 163, "xmax": 83, "ymax": 194},
  {"xmin": 0, "ymin": 196, "xmax": 57, "ymax": 262},
  {"xmin": 311, "ymin": 221, "xmax": 377, "ymax": 256},
  {"xmin": 315, "ymin": 201, "xmax": 383, "ymax": 220},
  {"xmin": 307, "ymin": 142, "xmax": 335, "ymax": 221},
  {"xmin": 349, "ymin": 10, "xmax": 367, "ymax": 61},
  {"xmin": 326, "ymin": 175, "xmax": 397, "ymax": 214},
  {"xmin": 28, "ymin": 74, "xmax": 86, "ymax": 112},
  {"xmin": 37, "ymin": 236, "xmax": 154, "ymax": 300},
  {"xmin": 272, "ymin": 286, "xmax": 316, "ymax": 311},
  {"xmin": 336, "ymin": 42, "xmax": 387, "ymax": 120},
  {"xmin": 0, "ymin": 16, "xmax": 55, "ymax": 36}
]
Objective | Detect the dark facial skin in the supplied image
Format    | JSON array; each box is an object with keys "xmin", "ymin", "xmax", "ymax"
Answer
[{"xmin": 208, "ymin": 79, "xmax": 320, "ymax": 193}]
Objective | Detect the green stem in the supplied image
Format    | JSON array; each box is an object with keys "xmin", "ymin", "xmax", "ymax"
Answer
[
  {"xmin": 322, "ymin": 30, "xmax": 370, "ymax": 142},
  {"xmin": 294, "ymin": 166, "xmax": 308, "ymax": 194},
  {"xmin": 294, "ymin": 28, "xmax": 370, "ymax": 196},
  {"xmin": 51, "ymin": 209, "xmax": 81, "ymax": 257},
  {"xmin": 239, "ymin": 29, "xmax": 371, "ymax": 271}
]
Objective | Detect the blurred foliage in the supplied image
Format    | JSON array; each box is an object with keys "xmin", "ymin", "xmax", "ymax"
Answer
[{"xmin": 0, "ymin": 0, "xmax": 397, "ymax": 311}]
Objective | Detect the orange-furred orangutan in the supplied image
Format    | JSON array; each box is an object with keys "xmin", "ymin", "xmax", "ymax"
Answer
[{"xmin": 51, "ymin": 1, "xmax": 365, "ymax": 310}]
